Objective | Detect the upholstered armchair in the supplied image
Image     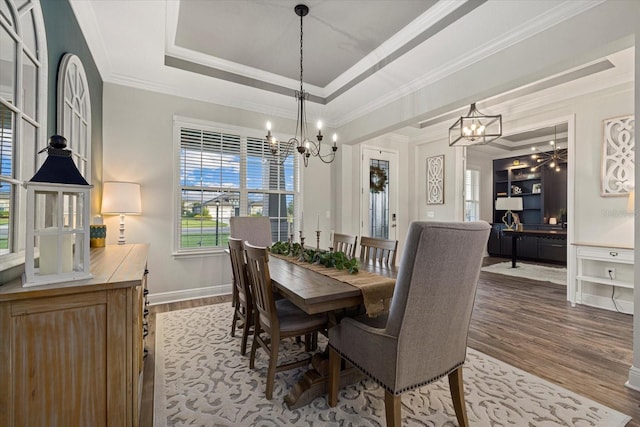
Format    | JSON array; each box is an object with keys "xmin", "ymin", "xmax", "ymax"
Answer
[{"xmin": 328, "ymin": 221, "xmax": 490, "ymax": 426}]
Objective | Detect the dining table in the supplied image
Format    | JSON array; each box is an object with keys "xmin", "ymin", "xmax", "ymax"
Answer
[{"xmin": 267, "ymin": 253, "xmax": 397, "ymax": 409}]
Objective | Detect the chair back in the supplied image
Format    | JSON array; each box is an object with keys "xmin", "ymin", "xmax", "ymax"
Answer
[
  {"xmin": 333, "ymin": 233, "xmax": 358, "ymax": 258},
  {"xmin": 243, "ymin": 242, "xmax": 278, "ymax": 332},
  {"xmin": 386, "ymin": 221, "xmax": 490, "ymax": 385},
  {"xmin": 359, "ymin": 236, "xmax": 398, "ymax": 267},
  {"xmin": 228, "ymin": 237, "xmax": 252, "ymax": 310},
  {"xmin": 230, "ymin": 216, "xmax": 273, "ymax": 247}
]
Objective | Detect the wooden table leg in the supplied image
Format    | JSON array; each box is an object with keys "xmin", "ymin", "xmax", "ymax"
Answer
[{"xmin": 284, "ymin": 353, "xmax": 364, "ymax": 409}]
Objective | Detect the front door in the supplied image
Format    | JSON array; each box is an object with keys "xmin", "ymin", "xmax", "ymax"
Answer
[{"xmin": 361, "ymin": 148, "xmax": 398, "ymax": 240}]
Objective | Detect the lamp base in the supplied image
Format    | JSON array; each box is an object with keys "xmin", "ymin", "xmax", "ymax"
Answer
[{"xmin": 502, "ymin": 210, "xmax": 515, "ymax": 230}]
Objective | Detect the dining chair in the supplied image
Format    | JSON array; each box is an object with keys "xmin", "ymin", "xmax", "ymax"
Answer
[
  {"xmin": 229, "ymin": 216, "xmax": 273, "ymax": 334},
  {"xmin": 328, "ymin": 221, "xmax": 491, "ymax": 427},
  {"xmin": 228, "ymin": 237, "xmax": 254, "ymax": 355},
  {"xmin": 332, "ymin": 233, "xmax": 358, "ymax": 258},
  {"xmin": 359, "ymin": 236, "xmax": 398, "ymax": 267},
  {"xmin": 243, "ymin": 242, "xmax": 328, "ymax": 400}
]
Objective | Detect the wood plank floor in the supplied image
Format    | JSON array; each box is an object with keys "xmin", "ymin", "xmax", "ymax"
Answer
[{"xmin": 141, "ymin": 257, "xmax": 640, "ymax": 426}]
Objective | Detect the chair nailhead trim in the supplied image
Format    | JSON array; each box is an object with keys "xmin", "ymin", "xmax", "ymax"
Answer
[{"xmin": 328, "ymin": 343, "xmax": 465, "ymax": 396}]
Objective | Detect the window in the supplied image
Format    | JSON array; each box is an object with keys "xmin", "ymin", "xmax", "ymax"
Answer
[
  {"xmin": 0, "ymin": 0, "xmax": 47, "ymax": 255},
  {"xmin": 174, "ymin": 118, "xmax": 297, "ymax": 253},
  {"xmin": 464, "ymin": 169, "xmax": 480, "ymax": 222}
]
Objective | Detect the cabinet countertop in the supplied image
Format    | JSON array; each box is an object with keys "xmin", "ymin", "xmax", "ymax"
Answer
[
  {"xmin": 0, "ymin": 243, "xmax": 149, "ymax": 302},
  {"xmin": 572, "ymin": 242, "xmax": 633, "ymax": 250}
]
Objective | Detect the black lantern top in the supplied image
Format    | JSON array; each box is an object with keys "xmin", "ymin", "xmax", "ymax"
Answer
[{"xmin": 28, "ymin": 135, "xmax": 90, "ymax": 186}]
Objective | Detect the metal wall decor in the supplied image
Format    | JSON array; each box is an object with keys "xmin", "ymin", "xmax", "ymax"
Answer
[
  {"xmin": 426, "ymin": 155, "xmax": 444, "ymax": 204},
  {"xmin": 601, "ymin": 115, "xmax": 635, "ymax": 196}
]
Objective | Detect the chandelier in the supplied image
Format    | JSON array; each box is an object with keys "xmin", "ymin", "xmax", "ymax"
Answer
[
  {"xmin": 530, "ymin": 126, "xmax": 567, "ymax": 172},
  {"xmin": 265, "ymin": 4, "xmax": 337, "ymax": 167},
  {"xmin": 449, "ymin": 103, "xmax": 502, "ymax": 146}
]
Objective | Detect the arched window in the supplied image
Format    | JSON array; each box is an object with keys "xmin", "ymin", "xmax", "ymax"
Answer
[
  {"xmin": 0, "ymin": 0, "xmax": 48, "ymax": 255},
  {"xmin": 57, "ymin": 53, "xmax": 91, "ymax": 179}
]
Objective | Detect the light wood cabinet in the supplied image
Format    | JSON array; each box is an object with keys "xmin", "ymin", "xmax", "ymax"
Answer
[{"xmin": 0, "ymin": 244, "xmax": 149, "ymax": 427}]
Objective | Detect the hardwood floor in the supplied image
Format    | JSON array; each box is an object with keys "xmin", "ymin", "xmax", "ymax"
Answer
[{"xmin": 141, "ymin": 257, "xmax": 640, "ymax": 426}]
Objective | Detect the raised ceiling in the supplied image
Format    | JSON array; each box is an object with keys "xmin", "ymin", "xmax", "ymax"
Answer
[{"xmin": 69, "ymin": 0, "xmax": 634, "ymax": 145}]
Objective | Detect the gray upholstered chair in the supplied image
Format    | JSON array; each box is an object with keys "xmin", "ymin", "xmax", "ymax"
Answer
[
  {"xmin": 359, "ymin": 236, "xmax": 398, "ymax": 267},
  {"xmin": 244, "ymin": 242, "xmax": 328, "ymax": 400},
  {"xmin": 328, "ymin": 221, "xmax": 490, "ymax": 427},
  {"xmin": 332, "ymin": 233, "xmax": 358, "ymax": 258},
  {"xmin": 228, "ymin": 237, "xmax": 254, "ymax": 355}
]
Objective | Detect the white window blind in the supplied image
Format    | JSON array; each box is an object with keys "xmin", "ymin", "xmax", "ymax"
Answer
[
  {"xmin": 465, "ymin": 169, "xmax": 480, "ymax": 222},
  {"xmin": 176, "ymin": 121, "xmax": 298, "ymax": 252}
]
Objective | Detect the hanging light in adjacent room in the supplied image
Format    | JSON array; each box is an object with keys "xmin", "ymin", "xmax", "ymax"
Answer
[
  {"xmin": 449, "ymin": 102, "xmax": 502, "ymax": 146},
  {"xmin": 265, "ymin": 4, "xmax": 337, "ymax": 167},
  {"xmin": 530, "ymin": 125, "xmax": 567, "ymax": 172}
]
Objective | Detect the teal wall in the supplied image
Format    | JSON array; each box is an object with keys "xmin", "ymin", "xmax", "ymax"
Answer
[{"xmin": 39, "ymin": 0, "xmax": 103, "ymax": 203}]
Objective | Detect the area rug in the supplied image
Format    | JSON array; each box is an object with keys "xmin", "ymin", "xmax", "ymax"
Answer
[
  {"xmin": 153, "ymin": 304, "xmax": 630, "ymax": 427},
  {"xmin": 481, "ymin": 261, "xmax": 567, "ymax": 285}
]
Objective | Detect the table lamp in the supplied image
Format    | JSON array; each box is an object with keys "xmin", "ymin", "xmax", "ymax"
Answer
[
  {"xmin": 495, "ymin": 197, "xmax": 523, "ymax": 230},
  {"xmin": 101, "ymin": 181, "xmax": 141, "ymax": 244}
]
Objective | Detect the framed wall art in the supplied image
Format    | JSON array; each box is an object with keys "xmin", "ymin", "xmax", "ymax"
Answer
[
  {"xmin": 601, "ymin": 115, "xmax": 634, "ymax": 196},
  {"xmin": 426, "ymin": 154, "xmax": 444, "ymax": 204}
]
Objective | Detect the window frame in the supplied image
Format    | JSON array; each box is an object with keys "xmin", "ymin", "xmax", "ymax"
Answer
[
  {"xmin": 0, "ymin": 0, "xmax": 47, "ymax": 260},
  {"xmin": 172, "ymin": 116, "xmax": 300, "ymax": 256}
]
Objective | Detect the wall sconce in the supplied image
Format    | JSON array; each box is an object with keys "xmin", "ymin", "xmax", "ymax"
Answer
[
  {"xmin": 495, "ymin": 197, "xmax": 523, "ymax": 230},
  {"xmin": 101, "ymin": 181, "xmax": 141, "ymax": 244},
  {"xmin": 23, "ymin": 135, "xmax": 93, "ymax": 287}
]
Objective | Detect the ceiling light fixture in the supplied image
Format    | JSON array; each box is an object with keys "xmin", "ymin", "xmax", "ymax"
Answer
[
  {"xmin": 449, "ymin": 103, "xmax": 502, "ymax": 146},
  {"xmin": 530, "ymin": 125, "xmax": 567, "ymax": 172},
  {"xmin": 265, "ymin": 4, "xmax": 337, "ymax": 167}
]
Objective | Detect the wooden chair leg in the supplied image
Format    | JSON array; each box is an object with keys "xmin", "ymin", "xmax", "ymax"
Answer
[
  {"xmin": 249, "ymin": 326, "xmax": 259, "ymax": 369},
  {"xmin": 328, "ymin": 347, "xmax": 341, "ymax": 407},
  {"xmin": 448, "ymin": 366, "xmax": 469, "ymax": 427},
  {"xmin": 384, "ymin": 391, "xmax": 401, "ymax": 427},
  {"xmin": 265, "ymin": 337, "xmax": 280, "ymax": 400},
  {"xmin": 230, "ymin": 306, "xmax": 238, "ymax": 337},
  {"xmin": 240, "ymin": 314, "xmax": 250, "ymax": 355}
]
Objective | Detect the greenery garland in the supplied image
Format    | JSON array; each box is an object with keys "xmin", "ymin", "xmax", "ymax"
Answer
[{"xmin": 271, "ymin": 241, "xmax": 359, "ymax": 274}]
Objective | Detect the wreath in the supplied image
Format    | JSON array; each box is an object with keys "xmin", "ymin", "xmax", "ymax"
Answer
[{"xmin": 370, "ymin": 166, "xmax": 388, "ymax": 193}]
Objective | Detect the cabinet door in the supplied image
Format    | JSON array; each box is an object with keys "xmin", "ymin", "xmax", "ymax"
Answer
[{"xmin": 1, "ymin": 290, "xmax": 131, "ymax": 427}]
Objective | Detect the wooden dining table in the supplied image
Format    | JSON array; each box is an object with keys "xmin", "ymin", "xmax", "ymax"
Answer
[{"xmin": 267, "ymin": 255, "xmax": 397, "ymax": 409}]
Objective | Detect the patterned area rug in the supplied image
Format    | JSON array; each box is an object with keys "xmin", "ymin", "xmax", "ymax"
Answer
[
  {"xmin": 481, "ymin": 261, "xmax": 567, "ymax": 285},
  {"xmin": 153, "ymin": 304, "xmax": 629, "ymax": 427}
]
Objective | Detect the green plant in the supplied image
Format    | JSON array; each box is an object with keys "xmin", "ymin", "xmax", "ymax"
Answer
[{"xmin": 271, "ymin": 242, "xmax": 358, "ymax": 274}]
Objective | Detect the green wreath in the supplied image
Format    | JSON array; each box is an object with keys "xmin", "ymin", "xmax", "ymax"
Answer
[{"xmin": 370, "ymin": 166, "xmax": 388, "ymax": 193}]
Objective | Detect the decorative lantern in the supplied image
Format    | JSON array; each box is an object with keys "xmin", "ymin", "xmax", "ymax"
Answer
[{"xmin": 23, "ymin": 135, "xmax": 93, "ymax": 287}]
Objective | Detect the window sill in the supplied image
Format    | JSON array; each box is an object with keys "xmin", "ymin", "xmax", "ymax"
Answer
[
  {"xmin": 0, "ymin": 251, "xmax": 26, "ymax": 285},
  {"xmin": 171, "ymin": 248, "xmax": 228, "ymax": 259}
]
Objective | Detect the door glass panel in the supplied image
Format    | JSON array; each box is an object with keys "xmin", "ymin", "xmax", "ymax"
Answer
[
  {"xmin": 0, "ymin": 1, "xmax": 14, "ymax": 27},
  {"xmin": 369, "ymin": 159, "xmax": 389, "ymax": 238}
]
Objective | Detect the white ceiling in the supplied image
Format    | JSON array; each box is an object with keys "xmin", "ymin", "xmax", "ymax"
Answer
[{"xmin": 69, "ymin": 0, "xmax": 633, "ymax": 149}]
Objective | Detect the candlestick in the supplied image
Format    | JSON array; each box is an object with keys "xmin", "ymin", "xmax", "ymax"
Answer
[
  {"xmin": 316, "ymin": 230, "xmax": 321, "ymax": 252},
  {"xmin": 298, "ymin": 230, "xmax": 305, "ymax": 261}
]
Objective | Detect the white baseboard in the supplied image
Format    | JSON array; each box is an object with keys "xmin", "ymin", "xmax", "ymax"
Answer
[
  {"xmin": 626, "ymin": 366, "xmax": 640, "ymax": 391},
  {"xmin": 148, "ymin": 284, "xmax": 232, "ymax": 306},
  {"xmin": 579, "ymin": 293, "xmax": 633, "ymax": 314}
]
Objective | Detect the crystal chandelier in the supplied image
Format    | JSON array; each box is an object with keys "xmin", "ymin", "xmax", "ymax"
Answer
[
  {"xmin": 265, "ymin": 4, "xmax": 337, "ymax": 167},
  {"xmin": 448, "ymin": 103, "xmax": 502, "ymax": 146},
  {"xmin": 530, "ymin": 126, "xmax": 567, "ymax": 172}
]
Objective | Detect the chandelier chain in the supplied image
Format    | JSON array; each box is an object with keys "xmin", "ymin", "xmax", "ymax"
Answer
[{"xmin": 299, "ymin": 10, "xmax": 304, "ymax": 93}]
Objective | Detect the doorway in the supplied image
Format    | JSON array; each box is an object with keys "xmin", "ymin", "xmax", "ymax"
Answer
[{"xmin": 360, "ymin": 147, "xmax": 398, "ymax": 241}]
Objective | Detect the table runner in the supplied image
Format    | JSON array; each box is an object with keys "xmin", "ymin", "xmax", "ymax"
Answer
[{"xmin": 270, "ymin": 253, "xmax": 395, "ymax": 317}]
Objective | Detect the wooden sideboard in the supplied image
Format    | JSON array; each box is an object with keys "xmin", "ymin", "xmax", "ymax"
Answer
[{"xmin": 0, "ymin": 244, "xmax": 149, "ymax": 427}]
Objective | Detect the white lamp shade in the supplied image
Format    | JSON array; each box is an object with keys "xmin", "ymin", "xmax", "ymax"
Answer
[
  {"xmin": 495, "ymin": 197, "xmax": 523, "ymax": 211},
  {"xmin": 102, "ymin": 182, "xmax": 142, "ymax": 214}
]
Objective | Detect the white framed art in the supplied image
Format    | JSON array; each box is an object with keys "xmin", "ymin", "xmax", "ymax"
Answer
[
  {"xmin": 427, "ymin": 155, "xmax": 444, "ymax": 205},
  {"xmin": 601, "ymin": 115, "xmax": 634, "ymax": 196}
]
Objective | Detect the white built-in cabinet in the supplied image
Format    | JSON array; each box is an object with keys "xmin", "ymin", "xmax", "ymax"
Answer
[{"xmin": 574, "ymin": 243, "xmax": 634, "ymax": 314}]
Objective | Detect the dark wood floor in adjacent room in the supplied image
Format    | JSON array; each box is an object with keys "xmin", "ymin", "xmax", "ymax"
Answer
[{"xmin": 141, "ymin": 257, "xmax": 640, "ymax": 426}]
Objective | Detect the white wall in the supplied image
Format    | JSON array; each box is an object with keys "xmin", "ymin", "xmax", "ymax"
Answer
[{"xmin": 102, "ymin": 83, "xmax": 333, "ymax": 302}]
